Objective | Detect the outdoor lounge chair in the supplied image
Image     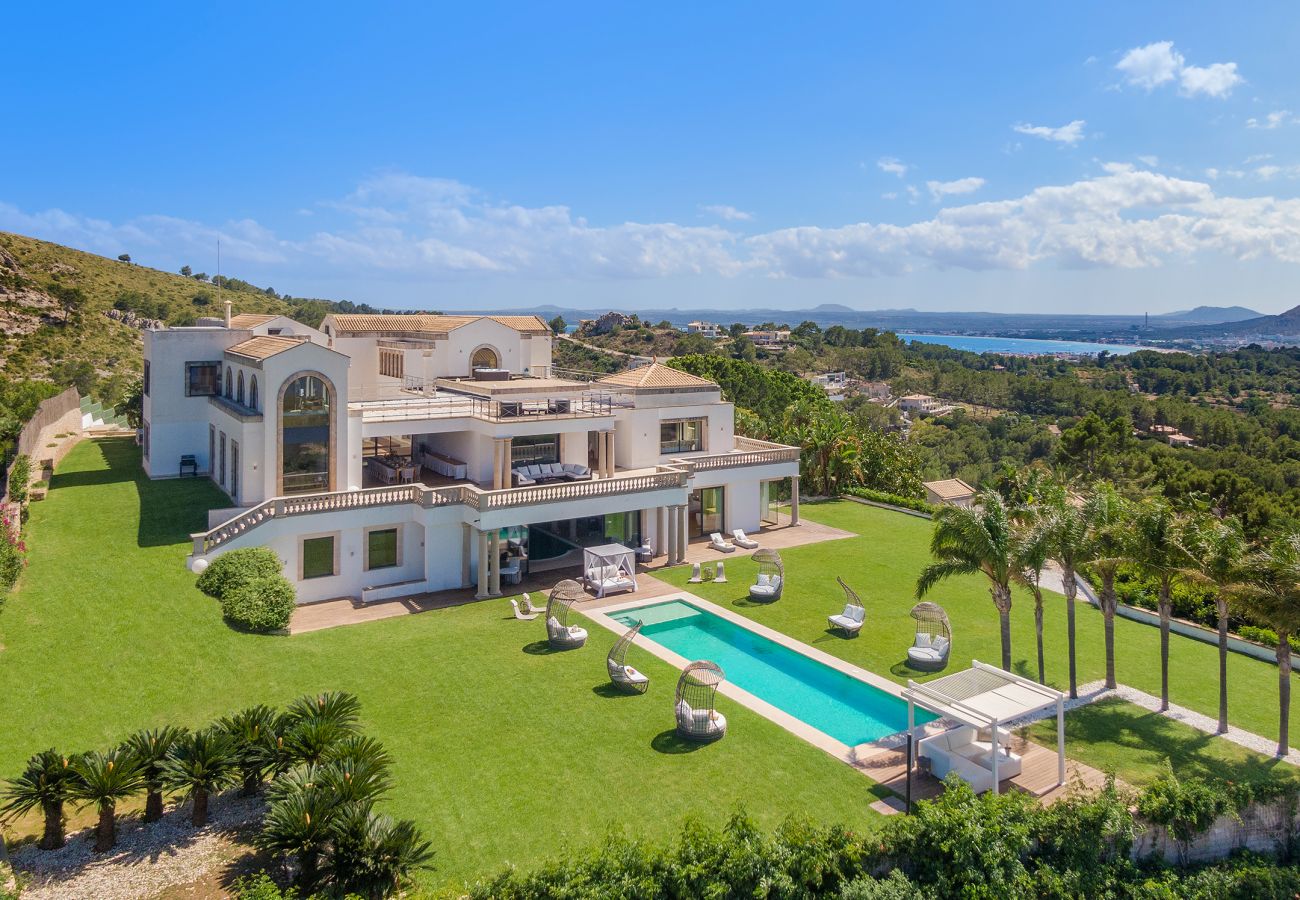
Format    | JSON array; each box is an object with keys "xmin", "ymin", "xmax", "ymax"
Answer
[
  {"xmin": 731, "ymin": 529, "xmax": 759, "ymax": 549},
  {"xmin": 675, "ymin": 661, "xmax": 727, "ymax": 742},
  {"xmin": 545, "ymin": 580, "xmax": 588, "ymax": 650},
  {"xmin": 827, "ymin": 576, "xmax": 865, "ymax": 636},
  {"xmin": 919, "ymin": 725, "xmax": 1021, "ymax": 794},
  {"xmin": 906, "ymin": 602, "xmax": 952, "ymax": 671},
  {"xmin": 709, "ymin": 532, "xmax": 736, "ymax": 553},
  {"xmin": 509, "ymin": 598, "xmax": 538, "ymax": 621},
  {"xmin": 607, "ymin": 621, "xmax": 650, "ymax": 694},
  {"xmin": 747, "ymin": 549, "xmax": 784, "ymax": 601}
]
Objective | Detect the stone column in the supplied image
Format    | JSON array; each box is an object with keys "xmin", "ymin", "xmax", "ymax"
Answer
[
  {"xmin": 491, "ymin": 439, "xmax": 503, "ymax": 490},
  {"xmin": 597, "ymin": 429, "xmax": 608, "ymax": 478},
  {"xmin": 666, "ymin": 506, "xmax": 678, "ymax": 565},
  {"xmin": 461, "ymin": 524, "xmax": 472, "ymax": 587},
  {"xmin": 489, "ymin": 531, "xmax": 502, "ymax": 596},
  {"xmin": 676, "ymin": 504, "xmax": 688, "ymax": 563},
  {"xmin": 791, "ymin": 475, "xmax": 801, "ymax": 526},
  {"xmin": 475, "ymin": 529, "xmax": 489, "ymax": 599},
  {"xmin": 502, "ymin": 437, "xmax": 513, "ymax": 488},
  {"xmin": 656, "ymin": 506, "xmax": 666, "ymax": 557},
  {"xmin": 606, "ymin": 431, "xmax": 616, "ymax": 476}
]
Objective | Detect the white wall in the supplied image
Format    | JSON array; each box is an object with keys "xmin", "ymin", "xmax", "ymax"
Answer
[{"xmin": 611, "ymin": 398, "xmax": 733, "ymax": 470}]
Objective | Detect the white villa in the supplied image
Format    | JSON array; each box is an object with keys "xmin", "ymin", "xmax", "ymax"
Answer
[{"xmin": 142, "ymin": 306, "xmax": 800, "ymax": 604}]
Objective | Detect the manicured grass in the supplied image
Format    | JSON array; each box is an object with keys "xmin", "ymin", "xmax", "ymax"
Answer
[
  {"xmin": 1025, "ymin": 698, "xmax": 1300, "ymax": 789},
  {"xmin": 0, "ymin": 440, "xmax": 881, "ymax": 887},
  {"xmin": 659, "ymin": 499, "xmax": 1300, "ymax": 746}
]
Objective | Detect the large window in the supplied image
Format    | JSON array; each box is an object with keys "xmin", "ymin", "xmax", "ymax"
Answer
[
  {"xmin": 143, "ymin": 360, "xmax": 150, "ymax": 396},
  {"xmin": 185, "ymin": 361, "xmax": 221, "ymax": 397},
  {"xmin": 302, "ymin": 536, "xmax": 336, "ymax": 579},
  {"xmin": 366, "ymin": 528, "xmax": 399, "ymax": 570},
  {"xmin": 225, "ymin": 366, "xmax": 234, "ymax": 399},
  {"xmin": 236, "ymin": 371, "xmax": 245, "ymax": 405},
  {"xmin": 230, "ymin": 440, "xmax": 239, "ymax": 501},
  {"xmin": 511, "ymin": 433, "xmax": 559, "ymax": 465},
  {"xmin": 281, "ymin": 374, "xmax": 332, "ymax": 494},
  {"xmin": 249, "ymin": 376, "xmax": 259, "ymax": 411},
  {"xmin": 218, "ymin": 432, "xmax": 226, "ymax": 486},
  {"xmin": 142, "ymin": 420, "xmax": 150, "ymax": 459},
  {"xmin": 660, "ymin": 418, "xmax": 704, "ymax": 454}
]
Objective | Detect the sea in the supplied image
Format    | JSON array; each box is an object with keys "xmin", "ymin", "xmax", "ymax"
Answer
[{"xmin": 902, "ymin": 333, "xmax": 1154, "ymax": 356}]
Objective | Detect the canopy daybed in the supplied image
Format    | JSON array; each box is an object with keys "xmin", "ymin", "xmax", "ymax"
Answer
[
  {"xmin": 545, "ymin": 579, "xmax": 589, "ymax": 650},
  {"xmin": 675, "ymin": 660, "xmax": 727, "ymax": 742},
  {"xmin": 583, "ymin": 543, "xmax": 638, "ymax": 597},
  {"xmin": 748, "ymin": 549, "xmax": 784, "ymax": 601},
  {"xmin": 607, "ymin": 621, "xmax": 650, "ymax": 694},
  {"xmin": 907, "ymin": 601, "xmax": 952, "ymax": 671}
]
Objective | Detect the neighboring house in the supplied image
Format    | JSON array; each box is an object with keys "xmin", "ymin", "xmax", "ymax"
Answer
[
  {"xmin": 860, "ymin": 381, "xmax": 891, "ymax": 402},
  {"xmin": 686, "ymin": 321, "xmax": 723, "ymax": 338},
  {"xmin": 923, "ymin": 478, "xmax": 977, "ymax": 508},
  {"xmin": 144, "ymin": 311, "xmax": 800, "ymax": 604},
  {"xmin": 810, "ymin": 372, "xmax": 848, "ymax": 401},
  {"xmin": 744, "ymin": 329, "xmax": 791, "ymax": 347},
  {"xmin": 899, "ymin": 394, "xmax": 952, "ymax": 415},
  {"xmin": 1167, "ymin": 433, "xmax": 1195, "ymax": 447}
]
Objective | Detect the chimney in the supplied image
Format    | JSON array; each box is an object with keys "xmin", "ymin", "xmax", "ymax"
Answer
[{"xmin": 224, "ymin": 299, "xmax": 233, "ymax": 327}]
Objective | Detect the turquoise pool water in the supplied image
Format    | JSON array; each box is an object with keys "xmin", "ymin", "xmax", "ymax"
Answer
[{"xmin": 612, "ymin": 599, "xmax": 933, "ymax": 745}]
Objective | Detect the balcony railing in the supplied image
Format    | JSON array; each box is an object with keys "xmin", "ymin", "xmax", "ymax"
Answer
[
  {"xmin": 191, "ymin": 466, "xmax": 688, "ymax": 555},
  {"xmin": 353, "ymin": 391, "xmax": 617, "ymax": 424},
  {"xmin": 673, "ymin": 436, "xmax": 801, "ymax": 474}
]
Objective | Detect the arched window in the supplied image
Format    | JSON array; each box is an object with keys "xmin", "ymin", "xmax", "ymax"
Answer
[
  {"xmin": 225, "ymin": 366, "xmax": 233, "ymax": 399},
  {"xmin": 281, "ymin": 374, "xmax": 332, "ymax": 494},
  {"xmin": 249, "ymin": 375, "xmax": 259, "ymax": 411},
  {"xmin": 236, "ymin": 371, "xmax": 245, "ymax": 405},
  {"xmin": 471, "ymin": 346, "xmax": 500, "ymax": 370}
]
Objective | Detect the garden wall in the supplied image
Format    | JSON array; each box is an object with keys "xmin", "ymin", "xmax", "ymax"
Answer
[
  {"xmin": 1, "ymin": 387, "xmax": 82, "ymax": 504},
  {"xmin": 1135, "ymin": 797, "xmax": 1298, "ymax": 864}
]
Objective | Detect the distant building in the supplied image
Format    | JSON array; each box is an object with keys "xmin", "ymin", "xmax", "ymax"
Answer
[
  {"xmin": 860, "ymin": 381, "xmax": 891, "ymax": 401},
  {"xmin": 924, "ymin": 478, "xmax": 977, "ymax": 508},
  {"xmin": 1167, "ymin": 433, "xmax": 1195, "ymax": 447},
  {"xmin": 1149, "ymin": 424, "xmax": 1178, "ymax": 435},
  {"xmin": 1046, "ymin": 423, "xmax": 1062, "ymax": 436},
  {"xmin": 899, "ymin": 394, "xmax": 952, "ymax": 415},
  {"xmin": 686, "ymin": 321, "xmax": 723, "ymax": 338},
  {"xmin": 743, "ymin": 329, "xmax": 791, "ymax": 347}
]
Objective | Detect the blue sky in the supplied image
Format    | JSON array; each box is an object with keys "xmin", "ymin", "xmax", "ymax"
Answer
[{"xmin": 3, "ymin": 2, "xmax": 1299, "ymax": 314}]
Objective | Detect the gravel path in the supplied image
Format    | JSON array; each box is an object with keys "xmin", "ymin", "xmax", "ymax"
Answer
[{"xmin": 9, "ymin": 793, "xmax": 265, "ymax": 900}]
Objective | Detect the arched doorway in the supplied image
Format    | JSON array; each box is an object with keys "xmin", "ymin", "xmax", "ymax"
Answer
[
  {"xmin": 471, "ymin": 346, "xmax": 500, "ymax": 370},
  {"xmin": 280, "ymin": 373, "xmax": 333, "ymax": 494}
]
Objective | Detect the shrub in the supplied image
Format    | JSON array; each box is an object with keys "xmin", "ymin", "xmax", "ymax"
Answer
[
  {"xmin": 844, "ymin": 487, "xmax": 935, "ymax": 515},
  {"xmin": 7, "ymin": 455, "xmax": 30, "ymax": 504},
  {"xmin": 221, "ymin": 575, "xmax": 296, "ymax": 633},
  {"xmin": 231, "ymin": 873, "xmax": 298, "ymax": 899},
  {"xmin": 0, "ymin": 513, "xmax": 25, "ymax": 593},
  {"xmin": 197, "ymin": 547, "xmax": 283, "ymax": 598},
  {"xmin": 1239, "ymin": 624, "xmax": 1279, "ymax": 647}
]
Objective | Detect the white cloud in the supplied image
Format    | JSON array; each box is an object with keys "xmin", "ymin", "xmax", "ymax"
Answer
[
  {"xmin": 1256, "ymin": 165, "xmax": 1282, "ymax": 180},
  {"xmin": 1247, "ymin": 110, "xmax": 1294, "ymax": 129},
  {"xmin": 9, "ymin": 169, "xmax": 1300, "ymax": 286},
  {"xmin": 1115, "ymin": 41, "xmax": 1242, "ymax": 98},
  {"xmin": 700, "ymin": 204, "xmax": 753, "ymax": 222},
  {"xmin": 881, "ymin": 192, "xmax": 899, "ymax": 201},
  {"xmin": 926, "ymin": 177, "xmax": 986, "ymax": 201},
  {"xmin": 877, "ymin": 157, "xmax": 909, "ymax": 177},
  {"xmin": 1137, "ymin": 155, "xmax": 1160, "ymax": 167},
  {"xmin": 1013, "ymin": 120, "xmax": 1087, "ymax": 145}
]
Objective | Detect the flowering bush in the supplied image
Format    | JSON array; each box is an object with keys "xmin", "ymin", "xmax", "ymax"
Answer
[{"xmin": 0, "ymin": 511, "xmax": 25, "ymax": 593}]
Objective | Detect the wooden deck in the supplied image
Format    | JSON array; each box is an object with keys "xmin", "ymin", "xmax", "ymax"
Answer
[{"xmin": 854, "ymin": 731, "xmax": 1114, "ymax": 815}]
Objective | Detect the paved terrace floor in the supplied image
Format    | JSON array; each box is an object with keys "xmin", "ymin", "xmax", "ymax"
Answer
[{"xmin": 290, "ymin": 517, "xmax": 854, "ymax": 634}]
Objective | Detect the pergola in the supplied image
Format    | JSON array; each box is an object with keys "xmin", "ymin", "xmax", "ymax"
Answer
[{"xmin": 901, "ymin": 661, "xmax": 1066, "ymax": 795}]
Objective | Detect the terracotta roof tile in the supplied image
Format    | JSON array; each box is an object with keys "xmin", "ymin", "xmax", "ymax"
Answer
[
  {"xmin": 225, "ymin": 335, "xmax": 306, "ymax": 361},
  {"xmin": 327, "ymin": 313, "xmax": 550, "ymax": 335},
  {"xmin": 227, "ymin": 313, "xmax": 278, "ymax": 328},
  {"xmin": 923, "ymin": 478, "xmax": 976, "ymax": 500},
  {"xmin": 597, "ymin": 363, "xmax": 718, "ymax": 390}
]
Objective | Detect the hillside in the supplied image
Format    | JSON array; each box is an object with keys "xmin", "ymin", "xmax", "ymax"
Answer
[
  {"xmin": 0, "ymin": 232, "xmax": 375, "ymax": 405},
  {"xmin": 1162, "ymin": 303, "xmax": 1300, "ymax": 340},
  {"xmin": 1156, "ymin": 305, "xmax": 1261, "ymax": 324}
]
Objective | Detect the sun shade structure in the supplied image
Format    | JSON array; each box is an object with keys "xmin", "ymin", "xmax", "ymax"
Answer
[
  {"xmin": 607, "ymin": 621, "xmax": 650, "ymax": 694},
  {"xmin": 902, "ymin": 661, "xmax": 1065, "ymax": 795},
  {"xmin": 907, "ymin": 601, "xmax": 952, "ymax": 671},
  {"xmin": 748, "ymin": 548, "xmax": 785, "ymax": 601},
  {"xmin": 545, "ymin": 579, "xmax": 589, "ymax": 650},
  {"xmin": 583, "ymin": 543, "xmax": 637, "ymax": 598},
  {"xmin": 675, "ymin": 661, "xmax": 727, "ymax": 742},
  {"xmin": 827, "ymin": 576, "xmax": 865, "ymax": 636}
]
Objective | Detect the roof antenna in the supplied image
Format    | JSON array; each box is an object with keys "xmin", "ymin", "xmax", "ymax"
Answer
[{"xmin": 218, "ymin": 239, "xmax": 231, "ymax": 327}]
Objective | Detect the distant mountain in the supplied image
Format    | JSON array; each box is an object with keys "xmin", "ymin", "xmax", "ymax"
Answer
[
  {"xmin": 1156, "ymin": 305, "xmax": 1261, "ymax": 324},
  {"xmin": 809, "ymin": 303, "xmax": 857, "ymax": 312},
  {"xmin": 1161, "ymin": 304, "xmax": 1300, "ymax": 340}
]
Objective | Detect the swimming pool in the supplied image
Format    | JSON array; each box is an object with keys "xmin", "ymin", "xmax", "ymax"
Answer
[{"xmin": 612, "ymin": 599, "xmax": 933, "ymax": 745}]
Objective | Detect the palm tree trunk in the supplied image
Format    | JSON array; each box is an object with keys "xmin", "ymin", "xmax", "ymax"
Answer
[
  {"xmin": 191, "ymin": 787, "xmax": 209, "ymax": 827},
  {"xmin": 144, "ymin": 788, "xmax": 163, "ymax": 823},
  {"xmin": 1034, "ymin": 589, "xmax": 1045, "ymax": 684},
  {"xmin": 1102, "ymin": 571, "xmax": 1117, "ymax": 690},
  {"xmin": 995, "ymin": 586, "xmax": 1012, "ymax": 671},
  {"xmin": 1278, "ymin": 631, "xmax": 1292, "ymax": 759},
  {"xmin": 40, "ymin": 799, "xmax": 65, "ymax": 850},
  {"xmin": 1159, "ymin": 579, "xmax": 1172, "ymax": 712},
  {"xmin": 241, "ymin": 768, "xmax": 260, "ymax": 798},
  {"xmin": 94, "ymin": 802, "xmax": 116, "ymax": 853},
  {"xmin": 1063, "ymin": 567, "xmax": 1078, "ymax": 699},
  {"xmin": 1216, "ymin": 597, "xmax": 1229, "ymax": 735}
]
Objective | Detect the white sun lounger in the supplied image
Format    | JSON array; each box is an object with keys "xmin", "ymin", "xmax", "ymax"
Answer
[
  {"xmin": 709, "ymin": 532, "xmax": 736, "ymax": 553},
  {"xmin": 731, "ymin": 529, "xmax": 759, "ymax": 549}
]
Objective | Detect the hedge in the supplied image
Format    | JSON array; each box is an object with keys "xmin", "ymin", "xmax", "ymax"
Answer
[
  {"xmin": 197, "ymin": 547, "xmax": 284, "ymax": 599},
  {"xmin": 221, "ymin": 574, "xmax": 296, "ymax": 633},
  {"xmin": 843, "ymin": 487, "xmax": 935, "ymax": 515}
]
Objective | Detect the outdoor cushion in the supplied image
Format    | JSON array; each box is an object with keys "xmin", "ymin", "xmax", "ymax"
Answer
[
  {"xmin": 932, "ymin": 636, "xmax": 950, "ymax": 655},
  {"xmin": 756, "ymin": 573, "xmax": 771, "ymax": 587},
  {"xmin": 623, "ymin": 666, "xmax": 649, "ymax": 684},
  {"xmin": 916, "ymin": 632, "xmax": 933, "ymax": 649}
]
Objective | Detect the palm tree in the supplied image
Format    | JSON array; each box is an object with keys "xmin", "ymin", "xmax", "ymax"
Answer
[
  {"xmin": 917, "ymin": 491, "xmax": 1017, "ymax": 671},
  {"xmin": 1084, "ymin": 483, "xmax": 1129, "ymax": 690},
  {"xmin": 1011, "ymin": 513, "xmax": 1052, "ymax": 684},
  {"xmin": 1, "ymin": 749, "xmax": 76, "ymax": 849},
  {"xmin": 162, "ymin": 728, "xmax": 237, "ymax": 826},
  {"xmin": 1129, "ymin": 498, "xmax": 1195, "ymax": 711},
  {"xmin": 124, "ymin": 726, "xmax": 186, "ymax": 823},
  {"xmin": 1234, "ymin": 531, "xmax": 1300, "ymax": 757},
  {"xmin": 1036, "ymin": 481, "xmax": 1088, "ymax": 699},
  {"xmin": 70, "ymin": 749, "xmax": 145, "ymax": 852},
  {"xmin": 1186, "ymin": 513, "xmax": 1246, "ymax": 734},
  {"xmin": 219, "ymin": 705, "xmax": 277, "ymax": 796}
]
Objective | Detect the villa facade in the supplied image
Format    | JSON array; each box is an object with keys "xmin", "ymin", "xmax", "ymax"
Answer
[{"xmin": 142, "ymin": 307, "xmax": 800, "ymax": 604}]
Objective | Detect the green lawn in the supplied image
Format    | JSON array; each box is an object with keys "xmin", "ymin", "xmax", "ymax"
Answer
[
  {"xmin": 0, "ymin": 439, "xmax": 880, "ymax": 887},
  {"xmin": 1026, "ymin": 698, "xmax": 1300, "ymax": 789},
  {"xmin": 659, "ymin": 499, "xmax": 1300, "ymax": 745}
]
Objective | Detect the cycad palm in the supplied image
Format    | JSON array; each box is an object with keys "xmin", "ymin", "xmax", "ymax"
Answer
[
  {"xmin": 256, "ymin": 781, "xmax": 338, "ymax": 891},
  {"xmin": 124, "ymin": 726, "xmax": 186, "ymax": 822},
  {"xmin": 917, "ymin": 492, "xmax": 1017, "ymax": 671},
  {"xmin": 1233, "ymin": 531, "xmax": 1300, "ymax": 757},
  {"xmin": 1129, "ymin": 498, "xmax": 1195, "ymax": 711},
  {"xmin": 162, "ymin": 728, "xmax": 237, "ymax": 826},
  {"xmin": 70, "ymin": 748, "xmax": 145, "ymax": 852},
  {"xmin": 1, "ymin": 749, "xmax": 76, "ymax": 849},
  {"xmin": 325, "ymin": 805, "xmax": 436, "ymax": 899},
  {"xmin": 219, "ymin": 704, "xmax": 277, "ymax": 796}
]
